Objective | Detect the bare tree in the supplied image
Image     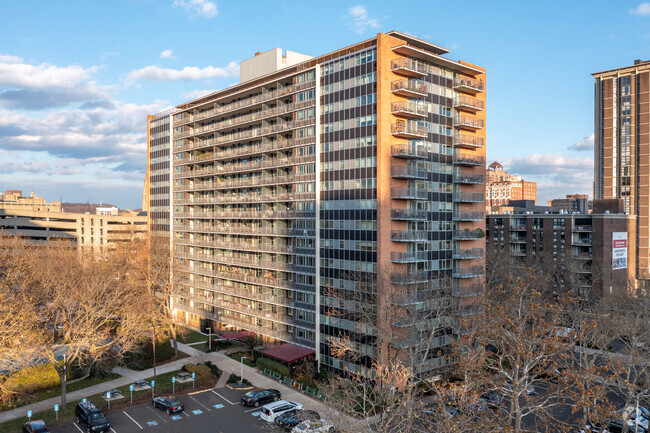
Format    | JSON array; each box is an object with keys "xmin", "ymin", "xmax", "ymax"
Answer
[{"xmin": 22, "ymin": 243, "xmax": 149, "ymax": 409}]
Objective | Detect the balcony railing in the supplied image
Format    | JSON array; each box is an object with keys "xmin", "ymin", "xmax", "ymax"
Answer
[
  {"xmin": 510, "ymin": 236, "xmax": 527, "ymax": 243},
  {"xmin": 391, "ymin": 143, "xmax": 428, "ymax": 159},
  {"xmin": 391, "ymin": 122, "xmax": 428, "ymax": 138},
  {"xmin": 453, "ymin": 192, "xmax": 484, "ymax": 203},
  {"xmin": 453, "ymin": 134, "xmax": 484, "ymax": 149},
  {"xmin": 391, "ymin": 58, "xmax": 429, "ymax": 77},
  {"xmin": 452, "ymin": 229, "xmax": 485, "ymax": 240},
  {"xmin": 391, "ymin": 100, "xmax": 427, "ymax": 118},
  {"xmin": 390, "ymin": 271, "xmax": 430, "ymax": 284},
  {"xmin": 452, "ymin": 284, "xmax": 483, "ymax": 298},
  {"xmin": 453, "ymin": 211, "xmax": 484, "ymax": 221},
  {"xmin": 453, "ymin": 95, "xmax": 484, "ymax": 112},
  {"xmin": 391, "ymin": 230, "xmax": 428, "ymax": 242},
  {"xmin": 572, "ymin": 238, "xmax": 592, "ymax": 246},
  {"xmin": 574, "ymin": 225, "xmax": 593, "ymax": 232},
  {"xmin": 452, "ymin": 248, "xmax": 484, "ymax": 260},
  {"xmin": 453, "ymin": 153, "xmax": 485, "ymax": 166},
  {"xmin": 453, "ymin": 77, "xmax": 484, "ymax": 93},
  {"xmin": 510, "ymin": 224, "xmax": 527, "ymax": 231},
  {"xmin": 453, "ymin": 173, "xmax": 484, "ymax": 184},
  {"xmin": 391, "ymin": 79, "xmax": 428, "ymax": 97},
  {"xmin": 391, "ymin": 187, "xmax": 428, "ymax": 200},
  {"xmin": 453, "ymin": 266, "xmax": 484, "ymax": 278},
  {"xmin": 453, "ymin": 115, "xmax": 484, "ymax": 130},
  {"xmin": 390, "ymin": 251, "xmax": 428, "ymax": 263},
  {"xmin": 391, "ymin": 209, "xmax": 428, "ymax": 221},
  {"xmin": 391, "ymin": 166, "xmax": 428, "ymax": 180}
]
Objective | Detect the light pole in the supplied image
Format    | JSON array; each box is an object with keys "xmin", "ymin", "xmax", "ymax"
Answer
[
  {"xmin": 208, "ymin": 327, "xmax": 212, "ymax": 351},
  {"xmin": 240, "ymin": 356, "xmax": 247, "ymax": 384}
]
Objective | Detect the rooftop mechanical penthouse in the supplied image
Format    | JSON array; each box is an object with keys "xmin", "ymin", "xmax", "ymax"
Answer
[{"xmin": 149, "ymin": 31, "xmax": 486, "ymax": 377}]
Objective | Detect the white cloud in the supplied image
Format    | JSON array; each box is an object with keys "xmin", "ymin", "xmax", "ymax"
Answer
[
  {"xmin": 181, "ymin": 88, "xmax": 217, "ymax": 100},
  {"xmin": 173, "ymin": 0, "xmax": 218, "ymax": 18},
  {"xmin": 630, "ymin": 2, "xmax": 650, "ymax": 15},
  {"xmin": 568, "ymin": 133, "xmax": 594, "ymax": 151},
  {"xmin": 126, "ymin": 62, "xmax": 239, "ymax": 83},
  {"xmin": 0, "ymin": 60, "xmax": 97, "ymax": 89},
  {"xmin": 160, "ymin": 49, "xmax": 174, "ymax": 59},
  {"xmin": 0, "ymin": 54, "xmax": 23, "ymax": 64},
  {"xmin": 346, "ymin": 5, "xmax": 380, "ymax": 34}
]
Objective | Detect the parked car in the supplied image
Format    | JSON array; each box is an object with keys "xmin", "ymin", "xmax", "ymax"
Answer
[
  {"xmin": 618, "ymin": 405, "xmax": 650, "ymax": 430},
  {"xmin": 152, "ymin": 396, "xmax": 185, "ymax": 414},
  {"xmin": 579, "ymin": 419, "xmax": 647, "ymax": 433},
  {"xmin": 241, "ymin": 388, "xmax": 281, "ymax": 407},
  {"xmin": 291, "ymin": 418, "xmax": 334, "ymax": 432},
  {"xmin": 481, "ymin": 392, "xmax": 504, "ymax": 407},
  {"xmin": 260, "ymin": 400, "xmax": 303, "ymax": 423},
  {"xmin": 277, "ymin": 409, "xmax": 320, "ymax": 429},
  {"xmin": 75, "ymin": 401, "xmax": 110, "ymax": 433},
  {"xmin": 22, "ymin": 420, "xmax": 50, "ymax": 433}
]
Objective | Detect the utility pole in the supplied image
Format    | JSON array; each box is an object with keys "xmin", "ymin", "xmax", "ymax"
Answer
[{"xmin": 152, "ymin": 322, "xmax": 157, "ymax": 382}]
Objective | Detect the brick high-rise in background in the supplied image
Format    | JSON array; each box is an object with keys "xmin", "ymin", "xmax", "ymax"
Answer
[
  {"xmin": 148, "ymin": 32, "xmax": 486, "ymax": 376},
  {"xmin": 593, "ymin": 60, "xmax": 650, "ymax": 279}
]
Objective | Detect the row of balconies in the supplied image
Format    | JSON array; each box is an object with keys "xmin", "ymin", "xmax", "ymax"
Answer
[
  {"xmin": 453, "ymin": 192, "xmax": 485, "ymax": 203},
  {"xmin": 174, "ymin": 173, "xmax": 314, "ymax": 192},
  {"xmin": 173, "ymin": 224, "xmax": 302, "ymax": 236},
  {"xmin": 174, "ymin": 79, "xmax": 316, "ymax": 127},
  {"xmin": 176, "ymin": 99, "xmax": 315, "ymax": 136},
  {"xmin": 174, "ymin": 191, "xmax": 314, "ymax": 205},
  {"xmin": 175, "ymin": 134, "xmax": 314, "ymax": 157},
  {"xmin": 390, "ymin": 140, "xmax": 485, "ymax": 160},
  {"xmin": 177, "ymin": 117, "xmax": 315, "ymax": 143},
  {"xmin": 176, "ymin": 265, "xmax": 294, "ymax": 291},
  {"xmin": 177, "ymin": 281, "xmax": 297, "ymax": 309},
  {"xmin": 174, "ymin": 210, "xmax": 306, "ymax": 220},
  {"xmin": 389, "ymin": 247, "xmax": 484, "ymax": 263},
  {"xmin": 175, "ymin": 238, "xmax": 295, "ymax": 254},
  {"xmin": 174, "ymin": 155, "xmax": 316, "ymax": 177}
]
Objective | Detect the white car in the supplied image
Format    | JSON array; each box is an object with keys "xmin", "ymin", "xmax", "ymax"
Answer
[
  {"xmin": 260, "ymin": 400, "xmax": 303, "ymax": 423},
  {"xmin": 291, "ymin": 418, "xmax": 335, "ymax": 432}
]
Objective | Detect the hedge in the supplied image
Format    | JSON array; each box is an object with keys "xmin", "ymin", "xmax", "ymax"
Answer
[
  {"xmin": 256, "ymin": 357, "xmax": 289, "ymax": 377},
  {"xmin": 2, "ymin": 363, "xmax": 60, "ymax": 396},
  {"xmin": 181, "ymin": 363, "xmax": 214, "ymax": 387}
]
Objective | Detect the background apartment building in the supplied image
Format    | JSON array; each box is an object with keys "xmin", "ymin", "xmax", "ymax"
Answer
[
  {"xmin": 593, "ymin": 60, "xmax": 650, "ymax": 279},
  {"xmin": 548, "ymin": 194, "xmax": 589, "ymax": 214},
  {"xmin": 486, "ymin": 200, "xmax": 635, "ymax": 300},
  {"xmin": 485, "ymin": 161, "xmax": 537, "ymax": 207},
  {"xmin": 160, "ymin": 31, "xmax": 486, "ymax": 376}
]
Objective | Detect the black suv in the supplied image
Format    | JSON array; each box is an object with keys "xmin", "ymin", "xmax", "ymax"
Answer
[
  {"xmin": 240, "ymin": 389, "xmax": 281, "ymax": 407},
  {"xmin": 75, "ymin": 401, "xmax": 110, "ymax": 433}
]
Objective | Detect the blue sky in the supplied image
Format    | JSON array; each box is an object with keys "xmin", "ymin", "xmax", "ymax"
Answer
[{"xmin": 1, "ymin": 0, "xmax": 649, "ymax": 209}]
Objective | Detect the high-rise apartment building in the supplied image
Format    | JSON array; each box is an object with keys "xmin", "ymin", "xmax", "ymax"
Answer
[
  {"xmin": 593, "ymin": 59, "xmax": 650, "ymax": 278},
  {"xmin": 157, "ymin": 32, "xmax": 486, "ymax": 376},
  {"xmin": 485, "ymin": 161, "xmax": 536, "ymax": 207}
]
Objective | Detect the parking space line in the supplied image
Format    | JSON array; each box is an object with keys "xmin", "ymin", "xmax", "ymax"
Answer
[
  {"xmin": 189, "ymin": 395, "xmax": 211, "ymax": 411},
  {"xmin": 123, "ymin": 411, "xmax": 143, "ymax": 429},
  {"xmin": 147, "ymin": 406, "xmax": 168, "ymax": 423},
  {"xmin": 111, "ymin": 429, "xmax": 118, "ymax": 433},
  {"xmin": 73, "ymin": 424, "xmax": 84, "ymax": 433},
  {"xmin": 182, "ymin": 411, "xmax": 190, "ymax": 417},
  {"xmin": 211, "ymin": 390, "xmax": 238, "ymax": 405},
  {"xmin": 244, "ymin": 407, "xmax": 260, "ymax": 412}
]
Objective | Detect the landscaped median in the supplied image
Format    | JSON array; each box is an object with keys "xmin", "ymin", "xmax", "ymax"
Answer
[{"xmin": 0, "ymin": 362, "xmax": 220, "ymax": 433}]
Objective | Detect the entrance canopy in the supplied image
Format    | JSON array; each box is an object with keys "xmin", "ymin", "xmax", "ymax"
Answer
[{"xmin": 262, "ymin": 343, "xmax": 315, "ymax": 364}]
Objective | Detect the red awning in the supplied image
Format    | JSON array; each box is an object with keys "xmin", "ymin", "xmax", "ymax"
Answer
[
  {"xmin": 219, "ymin": 331, "xmax": 255, "ymax": 341},
  {"xmin": 262, "ymin": 343, "xmax": 315, "ymax": 364}
]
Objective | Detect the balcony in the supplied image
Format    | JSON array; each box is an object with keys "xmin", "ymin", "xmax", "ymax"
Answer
[
  {"xmin": 391, "ymin": 230, "xmax": 428, "ymax": 242},
  {"xmin": 453, "ymin": 248, "xmax": 484, "ymax": 260},
  {"xmin": 391, "ymin": 100, "xmax": 427, "ymax": 118},
  {"xmin": 452, "ymin": 284, "xmax": 483, "ymax": 298},
  {"xmin": 574, "ymin": 225, "xmax": 593, "ymax": 232},
  {"xmin": 453, "ymin": 192, "xmax": 484, "ymax": 203},
  {"xmin": 453, "ymin": 211, "xmax": 484, "ymax": 221},
  {"xmin": 390, "ymin": 251, "xmax": 428, "ymax": 263},
  {"xmin": 573, "ymin": 252, "xmax": 593, "ymax": 260},
  {"xmin": 390, "ymin": 271, "xmax": 430, "ymax": 284},
  {"xmin": 391, "ymin": 58, "xmax": 428, "ymax": 77},
  {"xmin": 453, "ymin": 173, "xmax": 484, "ymax": 184},
  {"xmin": 572, "ymin": 238, "xmax": 592, "ymax": 246},
  {"xmin": 391, "ymin": 143, "xmax": 427, "ymax": 159},
  {"xmin": 510, "ymin": 235, "xmax": 527, "ymax": 243},
  {"xmin": 453, "ymin": 95, "xmax": 484, "ymax": 112},
  {"xmin": 453, "ymin": 115, "xmax": 484, "ymax": 131},
  {"xmin": 453, "ymin": 266, "xmax": 484, "ymax": 278},
  {"xmin": 510, "ymin": 224, "xmax": 527, "ymax": 231},
  {"xmin": 391, "ymin": 79, "xmax": 428, "ymax": 98},
  {"xmin": 453, "ymin": 134, "xmax": 485, "ymax": 149},
  {"xmin": 391, "ymin": 122, "xmax": 428, "ymax": 139},
  {"xmin": 453, "ymin": 153, "xmax": 485, "ymax": 166},
  {"xmin": 453, "ymin": 77, "xmax": 484, "ymax": 94},
  {"xmin": 452, "ymin": 229, "xmax": 485, "ymax": 240},
  {"xmin": 391, "ymin": 209, "xmax": 428, "ymax": 221},
  {"xmin": 391, "ymin": 187, "xmax": 428, "ymax": 200},
  {"xmin": 511, "ymin": 248, "xmax": 527, "ymax": 256},
  {"xmin": 391, "ymin": 165, "xmax": 428, "ymax": 180}
]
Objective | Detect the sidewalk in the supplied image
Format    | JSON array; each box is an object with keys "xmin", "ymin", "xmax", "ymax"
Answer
[{"xmin": 0, "ymin": 342, "xmax": 353, "ymax": 427}]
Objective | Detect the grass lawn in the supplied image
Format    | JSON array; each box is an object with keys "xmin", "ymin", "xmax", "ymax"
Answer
[
  {"xmin": 0, "ymin": 370, "xmax": 190, "ymax": 433},
  {"xmin": 227, "ymin": 352, "xmax": 257, "ymax": 368},
  {"xmin": 176, "ymin": 327, "xmax": 209, "ymax": 344},
  {"xmin": 2, "ymin": 373, "xmax": 119, "ymax": 410}
]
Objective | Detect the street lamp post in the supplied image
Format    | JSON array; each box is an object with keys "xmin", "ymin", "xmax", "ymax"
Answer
[
  {"xmin": 208, "ymin": 327, "xmax": 212, "ymax": 351},
  {"xmin": 240, "ymin": 356, "xmax": 247, "ymax": 384}
]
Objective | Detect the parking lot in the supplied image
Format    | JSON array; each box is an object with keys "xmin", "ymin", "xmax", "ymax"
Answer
[{"xmin": 49, "ymin": 386, "xmax": 288, "ymax": 433}]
